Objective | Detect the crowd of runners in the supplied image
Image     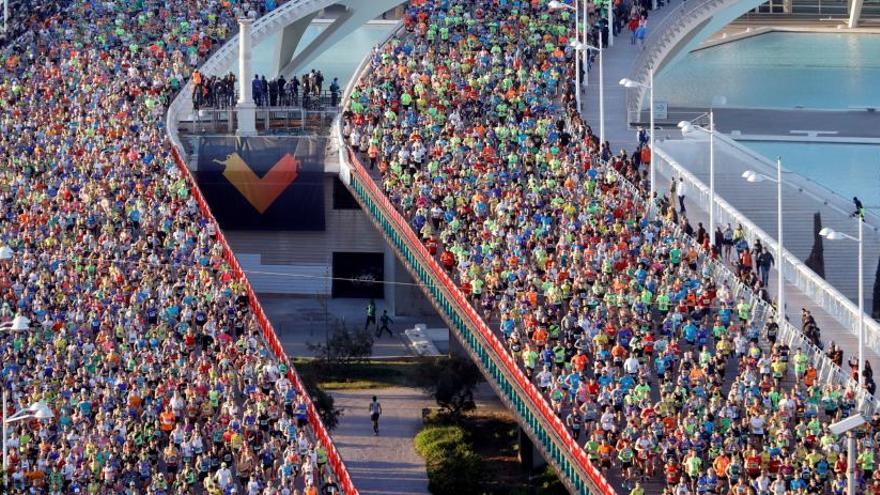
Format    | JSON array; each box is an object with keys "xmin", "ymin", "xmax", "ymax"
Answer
[
  {"xmin": 341, "ymin": 1, "xmax": 879, "ymax": 494},
  {"xmin": 0, "ymin": 0, "xmax": 344, "ymax": 494}
]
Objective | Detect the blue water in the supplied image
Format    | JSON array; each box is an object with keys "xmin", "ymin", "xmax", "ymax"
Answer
[
  {"xmin": 740, "ymin": 141, "xmax": 880, "ymax": 202},
  {"xmin": 655, "ymin": 32, "xmax": 880, "ymax": 109},
  {"xmin": 226, "ymin": 23, "xmax": 395, "ymax": 86}
]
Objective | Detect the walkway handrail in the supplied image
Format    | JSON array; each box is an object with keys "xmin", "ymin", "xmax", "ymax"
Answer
[
  {"xmin": 651, "ymin": 144, "xmax": 880, "ymax": 413},
  {"xmin": 341, "ymin": 147, "xmax": 615, "ymax": 495},
  {"xmin": 654, "ymin": 139, "xmax": 880, "ymax": 356},
  {"xmin": 602, "ymin": 154, "xmax": 879, "ymax": 414},
  {"xmin": 167, "ymin": 145, "xmax": 358, "ymax": 494}
]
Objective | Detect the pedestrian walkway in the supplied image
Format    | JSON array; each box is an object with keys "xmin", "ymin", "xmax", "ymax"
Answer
[
  {"xmin": 582, "ymin": 0, "xmax": 684, "ymax": 150},
  {"xmin": 261, "ymin": 295, "xmax": 447, "ymax": 358},
  {"xmin": 652, "ymin": 155, "xmax": 880, "ymax": 381},
  {"xmin": 330, "ymin": 388, "xmax": 432, "ymax": 495}
]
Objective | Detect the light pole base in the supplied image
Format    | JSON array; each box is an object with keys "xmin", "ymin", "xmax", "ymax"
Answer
[{"xmin": 236, "ymin": 101, "xmax": 258, "ymax": 137}]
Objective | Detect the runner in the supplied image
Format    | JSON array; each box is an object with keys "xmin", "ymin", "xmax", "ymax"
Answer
[{"xmin": 369, "ymin": 396, "xmax": 383, "ymax": 435}]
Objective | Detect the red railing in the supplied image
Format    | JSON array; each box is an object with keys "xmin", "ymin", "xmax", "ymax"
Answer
[
  {"xmin": 169, "ymin": 146, "xmax": 358, "ymax": 495},
  {"xmin": 346, "ymin": 149, "xmax": 616, "ymax": 495}
]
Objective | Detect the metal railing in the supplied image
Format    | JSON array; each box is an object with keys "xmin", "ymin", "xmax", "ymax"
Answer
[
  {"xmin": 603, "ymin": 155, "xmax": 879, "ymax": 414},
  {"xmin": 653, "ymin": 140, "xmax": 880, "ymax": 354},
  {"xmin": 167, "ymin": 0, "xmax": 340, "ymax": 151},
  {"xmin": 180, "ymin": 106, "xmax": 338, "ymax": 135},
  {"xmin": 651, "ymin": 144, "xmax": 880, "ymax": 413}
]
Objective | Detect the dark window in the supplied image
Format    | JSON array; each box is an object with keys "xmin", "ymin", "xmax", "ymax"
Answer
[
  {"xmin": 332, "ymin": 252, "xmax": 384, "ymax": 299},
  {"xmin": 333, "ymin": 178, "xmax": 360, "ymax": 209}
]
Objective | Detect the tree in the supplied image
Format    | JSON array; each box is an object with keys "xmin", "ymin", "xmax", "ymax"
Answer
[
  {"xmin": 303, "ymin": 380, "xmax": 343, "ymax": 431},
  {"xmin": 416, "ymin": 356, "xmax": 483, "ymax": 420},
  {"xmin": 308, "ymin": 320, "xmax": 374, "ymax": 370}
]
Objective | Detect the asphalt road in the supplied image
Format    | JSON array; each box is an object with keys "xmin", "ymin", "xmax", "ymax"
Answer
[{"xmin": 329, "ymin": 387, "xmax": 432, "ymax": 495}]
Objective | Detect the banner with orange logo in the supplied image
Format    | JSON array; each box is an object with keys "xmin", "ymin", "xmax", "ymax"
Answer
[{"xmin": 196, "ymin": 136, "xmax": 326, "ymax": 230}]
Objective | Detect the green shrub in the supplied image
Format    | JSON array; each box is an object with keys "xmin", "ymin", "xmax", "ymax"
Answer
[
  {"xmin": 413, "ymin": 425, "xmax": 466, "ymax": 464},
  {"xmin": 413, "ymin": 425, "xmax": 484, "ymax": 494},
  {"xmin": 427, "ymin": 445, "xmax": 484, "ymax": 495}
]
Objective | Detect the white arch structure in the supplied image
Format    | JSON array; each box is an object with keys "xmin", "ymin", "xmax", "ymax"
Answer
[
  {"xmin": 624, "ymin": 0, "xmax": 868, "ymax": 123},
  {"xmin": 166, "ymin": 0, "xmax": 404, "ymax": 149}
]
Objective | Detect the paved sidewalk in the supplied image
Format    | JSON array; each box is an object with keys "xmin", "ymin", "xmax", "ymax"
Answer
[
  {"xmin": 260, "ymin": 295, "xmax": 446, "ymax": 358},
  {"xmin": 330, "ymin": 388, "xmax": 432, "ymax": 495}
]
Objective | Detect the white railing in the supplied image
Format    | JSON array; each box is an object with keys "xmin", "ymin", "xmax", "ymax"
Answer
[
  {"xmin": 653, "ymin": 142, "xmax": 880, "ymax": 375},
  {"xmin": 605, "ymin": 157, "xmax": 879, "ymax": 414}
]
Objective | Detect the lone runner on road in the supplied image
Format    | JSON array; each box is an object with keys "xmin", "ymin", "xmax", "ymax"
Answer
[{"xmin": 369, "ymin": 396, "xmax": 383, "ymax": 435}]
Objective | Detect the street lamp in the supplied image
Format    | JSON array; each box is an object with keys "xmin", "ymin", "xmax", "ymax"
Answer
[
  {"xmin": 620, "ymin": 71, "xmax": 654, "ymax": 212},
  {"xmin": 568, "ymin": 40, "xmax": 583, "ymax": 114},
  {"xmin": 741, "ymin": 158, "xmax": 784, "ymax": 322},
  {"xmin": 549, "ymin": 0, "xmax": 588, "ymax": 91},
  {"xmin": 820, "ymin": 218, "xmax": 864, "ymax": 391},
  {"xmin": 580, "ymin": 36, "xmax": 604, "ymax": 144},
  {"xmin": 678, "ymin": 110, "xmax": 716, "ymax": 236},
  {"xmin": 829, "ymin": 413, "xmax": 866, "ymax": 495},
  {"xmin": 607, "ymin": 0, "xmax": 614, "ymax": 47}
]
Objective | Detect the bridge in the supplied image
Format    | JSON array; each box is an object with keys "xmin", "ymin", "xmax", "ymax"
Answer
[{"xmin": 167, "ymin": 0, "xmax": 406, "ymax": 143}]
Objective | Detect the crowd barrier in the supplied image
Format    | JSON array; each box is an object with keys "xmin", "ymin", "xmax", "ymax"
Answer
[
  {"xmin": 633, "ymin": 148, "xmax": 879, "ymax": 414},
  {"xmin": 653, "ymin": 142, "xmax": 880, "ymax": 357},
  {"xmin": 340, "ymin": 147, "xmax": 616, "ymax": 495},
  {"xmin": 168, "ymin": 146, "xmax": 358, "ymax": 494}
]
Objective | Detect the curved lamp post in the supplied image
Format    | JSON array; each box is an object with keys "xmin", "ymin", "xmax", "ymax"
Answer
[
  {"xmin": 620, "ymin": 73, "xmax": 654, "ymax": 212},
  {"xmin": 742, "ymin": 158, "xmax": 784, "ymax": 323}
]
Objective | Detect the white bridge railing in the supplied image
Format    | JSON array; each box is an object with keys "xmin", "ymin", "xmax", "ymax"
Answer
[
  {"xmin": 609, "ymin": 143, "xmax": 879, "ymax": 414},
  {"xmin": 653, "ymin": 141, "xmax": 880, "ymax": 413}
]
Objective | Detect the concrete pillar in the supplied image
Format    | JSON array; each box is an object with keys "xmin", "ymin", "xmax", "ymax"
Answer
[
  {"xmin": 383, "ymin": 243, "xmax": 396, "ymax": 317},
  {"xmin": 849, "ymin": 0, "xmax": 864, "ymax": 27},
  {"xmin": 237, "ymin": 17, "xmax": 258, "ymax": 137}
]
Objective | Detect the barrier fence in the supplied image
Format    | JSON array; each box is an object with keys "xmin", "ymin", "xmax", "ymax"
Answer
[
  {"xmin": 168, "ymin": 145, "xmax": 358, "ymax": 495},
  {"xmin": 645, "ymin": 146, "xmax": 879, "ymax": 414},
  {"xmin": 341, "ymin": 147, "xmax": 616, "ymax": 495}
]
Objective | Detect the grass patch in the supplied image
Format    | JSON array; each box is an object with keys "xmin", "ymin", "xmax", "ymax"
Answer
[{"xmin": 293, "ymin": 357, "xmax": 427, "ymax": 390}]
